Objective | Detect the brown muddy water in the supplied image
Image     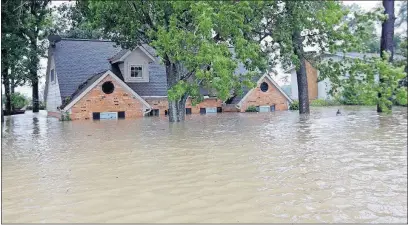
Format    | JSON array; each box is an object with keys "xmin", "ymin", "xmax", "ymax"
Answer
[{"xmin": 1, "ymin": 107, "xmax": 407, "ymax": 223}]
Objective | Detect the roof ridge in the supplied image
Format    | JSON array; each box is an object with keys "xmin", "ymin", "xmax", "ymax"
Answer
[{"xmin": 60, "ymin": 38, "xmax": 115, "ymax": 43}]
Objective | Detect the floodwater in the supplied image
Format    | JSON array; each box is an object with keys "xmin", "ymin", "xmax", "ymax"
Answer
[{"xmin": 1, "ymin": 107, "xmax": 407, "ymax": 223}]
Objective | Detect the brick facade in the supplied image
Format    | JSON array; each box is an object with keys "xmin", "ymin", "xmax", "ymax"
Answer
[
  {"xmin": 239, "ymin": 76, "xmax": 289, "ymax": 112},
  {"xmin": 69, "ymin": 75, "xmax": 146, "ymax": 120},
  {"xmin": 60, "ymin": 74, "xmax": 289, "ymax": 120},
  {"xmin": 145, "ymin": 97, "xmax": 223, "ymax": 115},
  {"xmin": 306, "ymin": 61, "xmax": 318, "ymax": 101},
  {"xmin": 186, "ymin": 98, "xmax": 223, "ymax": 114}
]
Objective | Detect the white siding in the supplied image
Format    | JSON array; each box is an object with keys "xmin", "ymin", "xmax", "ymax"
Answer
[
  {"xmin": 123, "ymin": 48, "xmax": 153, "ymax": 83},
  {"xmin": 290, "ymin": 70, "xmax": 298, "ymax": 100},
  {"xmin": 46, "ymin": 56, "xmax": 62, "ymax": 112}
]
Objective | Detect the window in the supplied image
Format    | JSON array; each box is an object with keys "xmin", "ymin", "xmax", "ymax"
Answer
[
  {"xmin": 149, "ymin": 109, "xmax": 159, "ymax": 116},
  {"xmin": 50, "ymin": 69, "xmax": 55, "ymax": 82},
  {"xmin": 93, "ymin": 112, "xmax": 100, "ymax": 120},
  {"xmin": 186, "ymin": 108, "xmax": 192, "ymax": 114},
  {"xmin": 200, "ymin": 108, "xmax": 206, "ymax": 114},
  {"xmin": 130, "ymin": 65, "xmax": 143, "ymax": 78},
  {"xmin": 260, "ymin": 82, "xmax": 269, "ymax": 92},
  {"xmin": 102, "ymin": 81, "xmax": 115, "ymax": 94},
  {"xmin": 118, "ymin": 111, "xmax": 125, "ymax": 119}
]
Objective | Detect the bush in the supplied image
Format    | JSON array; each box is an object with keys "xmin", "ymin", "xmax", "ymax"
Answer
[
  {"xmin": 11, "ymin": 93, "xmax": 28, "ymax": 109},
  {"xmin": 245, "ymin": 105, "xmax": 258, "ymax": 112},
  {"xmin": 310, "ymin": 99, "xmax": 341, "ymax": 107},
  {"xmin": 289, "ymin": 100, "xmax": 299, "ymax": 110},
  {"xmin": 60, "ymin": 111, "xmax": 71, "ymax": 121}
]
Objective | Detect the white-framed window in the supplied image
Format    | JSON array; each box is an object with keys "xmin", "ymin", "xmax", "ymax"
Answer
[
  {"xmin": 50, "ymin": 69, "xmax": 55, "ymax": 82},
  {"xmin": 130, "ymin": 65, "xmax": 143, "ymax": 78}
]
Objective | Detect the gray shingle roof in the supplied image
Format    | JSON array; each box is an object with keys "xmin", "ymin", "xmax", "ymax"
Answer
[
  {"xmin": 54, "ymin": 39, "xmax": 121, "ymax": 98},
  {"xmin": 123, "ymin": 64, "xmax": 168, "ymax": 96},
  {"xmin": 53, "ymin": 39, "xmax": 169, "ymax": 99},
  {"xmin": 52, "ymin": 39, "xmax": 270, "ymax": 103},
  {"xmin": 108, "ymin": 49, "xmax": 128, "ymax": 62},
  {"xmin": 327, "ymin": 52, "xmax": 405, "ymax": 61},
  {"xmin": 61, "ymin": 70, "xmax": 108, "ymax": 108}
]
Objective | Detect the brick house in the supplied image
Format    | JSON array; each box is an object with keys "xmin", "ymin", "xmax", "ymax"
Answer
[{"xmin": 44, "ymin": 36, "xmax": 292, "ymax": 120}]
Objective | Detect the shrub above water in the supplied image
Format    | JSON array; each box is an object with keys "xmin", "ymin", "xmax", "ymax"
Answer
[
  {"xmin": 289, "ymin": 100, "xmax": 299, "ymax": 110},
  {"xmin": 245, "ymin": 105, "xmax": 258, "ymax": 112}
]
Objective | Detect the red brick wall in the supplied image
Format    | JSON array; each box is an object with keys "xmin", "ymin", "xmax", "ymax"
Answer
[
  {"xmin": 48, "ymin": 111, "xmax": 61, "ymax": 119},
  {"xmin": 144, "ymin": 98, "xmax": 168, "ymax": 115},
  {"xmin": 69, "ymin": 75, "xmax": 146, "ymax": 120},
  {"xmin": 186, "ymin": 98, "xmax": 223, "ymax": 114},
  {"xmin": 145, "ymin": 97, "xmax": 223, "ymax": 115},
  {"xmin": 240, "ymin": 76, "xmax": 289, "ymax": 112},
  {"xmin": 222, "ymin": 104, "xmax": 240, "ymax": 112}
]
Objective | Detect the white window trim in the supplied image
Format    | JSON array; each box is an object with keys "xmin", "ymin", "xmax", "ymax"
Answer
[{"xmin": 127, "ymin": 64, "xmax": 149, "ymax": 82}]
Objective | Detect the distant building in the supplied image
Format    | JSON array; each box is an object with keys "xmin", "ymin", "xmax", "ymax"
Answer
[{"xmin": 287, "ymin": 52, "xmax": 405, "ymax": 101}]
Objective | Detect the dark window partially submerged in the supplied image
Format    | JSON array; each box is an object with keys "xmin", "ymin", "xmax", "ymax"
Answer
[
  {"xmin": 260, "ymin": 82, "xmax": 269, "ymax": 92},
  {"xmin": 200, "ymin": 108, "xmax": 206, "ymax": 114},
  {"xmin": 270, "ymin": 105, "xmax": 275, "ymax": 112},
  {"xmin": 102, "ymin": 81, "xmax": 115, "ymax": 94},
  {"xmin": 118, "ymin": 111, "xmax": 125, "ymax": 119},
  {"xmin": 149, "ymin": 109, "xmax": 159, "ymax": 116},
  {"xmin": 217, "ymin": 107, "xmax": 222, "ymax": 113},
  {"xmin": 186, "ymin": 108, "xmax": 192, "ymax": 114},
  {"xmin": 93, "ymin": 112, "xmax": 100, "ymax": 120}
]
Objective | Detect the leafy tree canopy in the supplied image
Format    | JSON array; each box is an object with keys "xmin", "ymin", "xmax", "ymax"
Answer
[{"xmin": 87, "ymin": 1, "xmax": 269, "ymax": 105}]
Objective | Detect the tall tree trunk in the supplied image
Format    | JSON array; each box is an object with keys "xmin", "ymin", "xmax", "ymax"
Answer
[
  {"xmin": 2, "ymin": 78, "xmax": 12, "ymax": 115},
  {"xmin": 2, "ymin": 49, "xmax": 12, "ymax": 115},
  {"xmin": 165, "ymin": 58, "xmax": 187, "ymax": 122},
  {"xmin": 30, "ymin": 38, "xmax": 40, "ymax": 113},
  {"xmin": 168, "ymin": 95, "xmax": 188, "ymax": 122},
  {"xmin": 10, "ymin": 76, "xmax": 15, "ymax": 111},
  {"xmin": 378, "ymin": 0, "xmax": 395, "ymax": 112},
  {"xmin": 292, "ymin": 30, "xmax": 310, "ymax": 114}
]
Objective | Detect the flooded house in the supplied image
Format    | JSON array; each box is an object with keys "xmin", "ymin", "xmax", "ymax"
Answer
[{"xmin": 44, "ymin": 35, "xmax": 292, "ymax": 120}]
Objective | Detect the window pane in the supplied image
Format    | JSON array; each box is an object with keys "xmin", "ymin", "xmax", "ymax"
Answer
[{"xmin": 130, "ymin": 66, "xmax": 142, "ymax": 77}]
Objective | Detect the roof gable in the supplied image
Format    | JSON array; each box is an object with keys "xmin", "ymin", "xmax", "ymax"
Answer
[
  {"xmin": 62, "ymin": 70, "xmax": 151, "ymax": 111},
  {"xmin": 53, "ymin": 39, "xmax": 122, "ymax": 98},
  {"xmin": 236, "ymin": 74, "xmax": 293, "ymax": 107},
  {"xmin": 109, "ymin": 46, "xmax": 156, "ymax": 63}
]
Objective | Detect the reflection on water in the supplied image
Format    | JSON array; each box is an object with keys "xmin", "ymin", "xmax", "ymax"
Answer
[{"xmin": 2, "ymin": 107, "xmax": 407, "ymax": 223}]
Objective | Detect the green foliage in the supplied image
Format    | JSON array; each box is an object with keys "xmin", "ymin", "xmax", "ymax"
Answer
[
  {"xmin": 11, "ymin": 93, "xmax": 28, "ymax": 109},
  {"xmin": 289, "ymin": 100, "xmax": 299, "ymax": 110},
  {"xmin": 52, "ymin": 1, "xmax": 105, "ymax": 39},
  {"xmin": 319, "ymin": 52, "xmax": 407, "ymax": 112},
  {"xmin": 310, "ymin": 99, "xmax": 341, "ymax": 107},
  {"xmin": 60, "ymin": 112, "xmax": 71, "ymax": 121},
  {"xmin": 86, "ymin": 1, "xmax": 268, "ymax": 105},
  {"xmin": 245, "ymin": 105, "xmax": 258, "ymax": 112}
]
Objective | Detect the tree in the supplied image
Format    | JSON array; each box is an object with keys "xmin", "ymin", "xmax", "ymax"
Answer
[
  {"xmin": 1, "ymin": 0, "xmax": 30, "ymax": 114},
  {"xmin": 51, "ymin": 1, "xmax": 105, "ymax": 39},
  {"xmin": 378, "ymin": 0, "xmax": 396, "ymax": 112},
  {"xmin": 23, "ymin": 0, "xmax": 52, "ymax": 113},
  {"xmin": 256, "ymin": 1, "xmax": 376, "ymax": 114},
  {"xmin": 86, "ymin": 1, "xmax": 267, "ymax": 122}
]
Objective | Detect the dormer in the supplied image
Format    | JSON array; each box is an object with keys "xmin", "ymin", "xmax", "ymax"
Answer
[{"xmin": 109, "ymin": 46, "xmax": 156, "ymax": 83}]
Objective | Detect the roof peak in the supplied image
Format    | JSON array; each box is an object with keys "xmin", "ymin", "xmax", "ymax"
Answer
[{"xmin": 60, "ymin": 38, "xmax": 115, "ymax": 43}]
